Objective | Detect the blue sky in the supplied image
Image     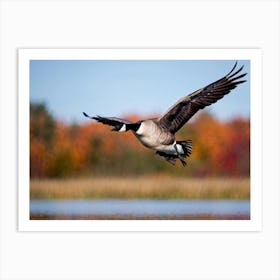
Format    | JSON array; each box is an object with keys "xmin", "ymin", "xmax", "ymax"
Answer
[{"xmin": 30, "ymin": 60, "xmax": 250, "ymax": 124}]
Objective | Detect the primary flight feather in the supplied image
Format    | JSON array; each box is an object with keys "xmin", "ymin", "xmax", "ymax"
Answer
[{"xmin": 83, "ymin": 62, "xmax": 247, "ymax": 166}]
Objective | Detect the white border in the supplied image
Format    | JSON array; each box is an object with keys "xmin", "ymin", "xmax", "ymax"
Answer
[{"xmin": 18, "ymin": 48, "xmax": 262, "ymax": 232}]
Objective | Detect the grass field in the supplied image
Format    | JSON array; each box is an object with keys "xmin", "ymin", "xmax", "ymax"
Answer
[{"xmin": 30, "ymin": 177, "xmax": 250, "ymax": 200}]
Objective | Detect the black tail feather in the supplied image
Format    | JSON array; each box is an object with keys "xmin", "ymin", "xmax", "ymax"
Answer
[{"xmin": 177, "ymin": 140, "xmax": 192, "ymax": 157}]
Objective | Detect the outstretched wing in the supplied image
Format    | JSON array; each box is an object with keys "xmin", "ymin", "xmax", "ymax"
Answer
[
  {"xmin": 157, "ymin": 62, "xmax": 247, "ymax": 133},
  {"xmin": 83, "ymin": 112, "xmax": 132, "ymax": 130}
]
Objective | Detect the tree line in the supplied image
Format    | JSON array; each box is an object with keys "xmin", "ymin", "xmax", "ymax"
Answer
[{"xmin": 30, "ymin": 103, "xmax": 250, "ymax": 178}]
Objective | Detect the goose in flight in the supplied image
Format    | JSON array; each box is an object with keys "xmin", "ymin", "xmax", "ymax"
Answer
[{"xmin": 83, "ymin": 62, "xmax": 247, "ymax": 166}]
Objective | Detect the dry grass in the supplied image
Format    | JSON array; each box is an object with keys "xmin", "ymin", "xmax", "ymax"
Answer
[{"xmin": 30, "ymin": 176, "xmax": 250, "ymax": 200}]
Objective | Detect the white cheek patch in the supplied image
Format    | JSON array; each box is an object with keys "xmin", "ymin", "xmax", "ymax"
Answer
[
  {"xmin": 136, "ymin": 122, "xmax": 144, "ymax": 135},
  {"xmin": 119, "ymin": 124, "xmax": 127, "ymax": 132}
]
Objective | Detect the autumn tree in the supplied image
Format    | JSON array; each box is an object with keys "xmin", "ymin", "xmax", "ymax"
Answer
[
  {"xmin": 30, "ymin": 103, "xmax": 56, "ymax": 177},
  {"xmin": 30, "ymin": 103, "xmax": 250, "ymax": 178}
]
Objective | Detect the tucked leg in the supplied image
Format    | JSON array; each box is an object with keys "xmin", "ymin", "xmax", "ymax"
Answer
[{"xmin": 156, "ymin": 151, "xmax": 177, "ymax": 165}]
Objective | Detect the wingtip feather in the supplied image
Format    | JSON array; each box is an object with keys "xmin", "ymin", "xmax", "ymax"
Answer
[
  {"xmin": 227, "ymin": 63, "xmax": 245, "ymax": 79},
  {"xmin": 83, "ymin": 112, "xmax": 89, "ymax": 118},
  {"xmin": 83, "ymin": 112, "xmax": 99, "ymax": 120}
]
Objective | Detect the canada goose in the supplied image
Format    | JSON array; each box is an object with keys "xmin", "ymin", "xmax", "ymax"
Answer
[{"xmin": 83, "ymin": 62, "xmax": 247, "ymax": 166}]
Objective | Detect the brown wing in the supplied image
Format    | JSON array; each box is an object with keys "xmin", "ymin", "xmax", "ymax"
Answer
[{"xmin": 157, "ymin": 62, "xmax": 247, "ymax": 133}]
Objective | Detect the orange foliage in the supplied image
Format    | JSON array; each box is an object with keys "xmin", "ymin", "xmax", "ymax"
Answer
[
  {"xmin": 30, "ymin": 109, "xmax": 250, "ymax": 178},
  {"xmin": 30, "ymin": 138, "xmax": 47, "ymax": 177}
]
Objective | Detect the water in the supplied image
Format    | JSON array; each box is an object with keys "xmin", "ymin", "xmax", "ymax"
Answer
[{"xmin": 30, "ymin": 199, "xmax": 250, "ymax": 218}]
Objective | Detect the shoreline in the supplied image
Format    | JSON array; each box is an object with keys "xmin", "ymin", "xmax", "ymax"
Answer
[{"xmin": 30, "ymin": 213, "xmax": 250, "ymax": 220}]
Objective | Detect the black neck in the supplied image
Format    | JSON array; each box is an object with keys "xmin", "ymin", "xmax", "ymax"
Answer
[{"xmin": 126, "ymin": 122, "xmax": 141, "ymax": 132}]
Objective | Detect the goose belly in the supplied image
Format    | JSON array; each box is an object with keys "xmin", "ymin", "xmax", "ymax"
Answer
[
  {"xmin": 136, "ymin": 135, "xmax": 184, "ymax": 156},
  {"xmin": 135, "ymin": 134, "xmax": 164, "ymax": 149}
]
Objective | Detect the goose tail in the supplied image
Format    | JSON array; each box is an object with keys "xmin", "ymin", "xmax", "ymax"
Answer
[{"xmin": 177, "ymin": 140, "xmax": 192, "ymax": 158}]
